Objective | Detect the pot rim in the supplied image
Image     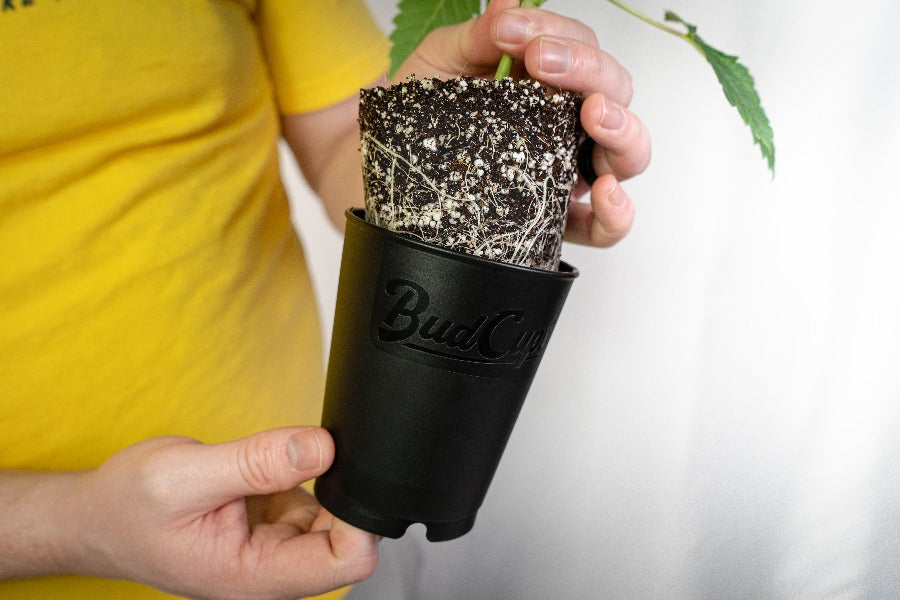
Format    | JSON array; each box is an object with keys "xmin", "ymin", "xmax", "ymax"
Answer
[{"xmin": 346, "ymin": 208, "xmax": 579, "ymax": 280}]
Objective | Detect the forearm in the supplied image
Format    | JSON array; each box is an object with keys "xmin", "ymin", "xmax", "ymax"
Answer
[
  {"xmin": 282, "ymin": 77, "xmax": 386, "ymax": 231},
  {"xmin": 307, "ymin": 131, "xmax": 368, "ymax": 232},
  {"xmin": 0, "ymin": 470, "xmax": 88, "ymax": 580}
]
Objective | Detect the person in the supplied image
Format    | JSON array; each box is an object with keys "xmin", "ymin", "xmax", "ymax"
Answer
[{"xmin": 0, "ymin": 1, "xmax": 650, "ymax": 599}]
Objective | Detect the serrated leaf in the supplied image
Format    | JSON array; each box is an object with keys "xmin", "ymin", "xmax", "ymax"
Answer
[
  {"xmin": 389, "ymin": 0, "xmax": 482, "ymax": 77},
  {"xmin": 664, "ymin": 10, "xmax": 695, "ymax": 34},
  {"xmin": 666, "ymin": 11, "xmax": 775, "ymax": 176}
]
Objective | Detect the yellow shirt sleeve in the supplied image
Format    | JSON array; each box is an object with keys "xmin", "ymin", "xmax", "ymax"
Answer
[{"xmin": 257, "ymin": 0, "xmax": 391, "ymax": 114}]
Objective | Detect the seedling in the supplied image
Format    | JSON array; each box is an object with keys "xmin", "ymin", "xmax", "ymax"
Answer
[{"xmin": 389, "ymin": 0, "xmax": 775, "ymax": 176}]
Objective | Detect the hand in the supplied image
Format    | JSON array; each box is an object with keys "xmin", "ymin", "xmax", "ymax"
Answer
[
  {"xmin": 395, "ymin": 0, "xmax": 651, "ymax": 248},
  {"xmin": 70, "ymin": 427, "xmax": 378, "ymax": 600}
]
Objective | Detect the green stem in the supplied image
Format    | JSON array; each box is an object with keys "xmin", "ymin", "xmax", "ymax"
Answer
[
  {"xmin": 603, "ymin": 0, "xmax": 680, "ymax": 35},
  {"xmin": 603, "ymin": 0, "xmax": 702, "ymax": 52},
  {"xmin": 495, "ymin": 54, "xmax": 515, "ymax": 80},
  {"xmin": 494, "ymin": 0, "xmax": 541, "ymax": 80}
]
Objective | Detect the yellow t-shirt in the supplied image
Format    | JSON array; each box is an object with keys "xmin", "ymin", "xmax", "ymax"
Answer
[{"xmin": 0, "ymin": 1, "xmax": 388, "ymax": 598}]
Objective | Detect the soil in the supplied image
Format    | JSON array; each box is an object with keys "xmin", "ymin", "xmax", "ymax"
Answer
[{"xmin": 359, "ymin": 76, "xmax": 582, "ymax": 271}]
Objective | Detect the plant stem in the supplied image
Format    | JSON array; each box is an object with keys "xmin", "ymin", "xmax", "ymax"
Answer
[
  {"xmin": 603, "ymin": 0, "xmax": 680, "ymax": 36},
  {"xmin": 494, "ymin": 0, "xmax": 541, "ymax": 80},
  {"xmin": 495, "ymin": 54, "xmax": 515, "ymax": 80},
  {"xmin": 603, "ymin": 0, "xmax": 702, "ymax": 53}
]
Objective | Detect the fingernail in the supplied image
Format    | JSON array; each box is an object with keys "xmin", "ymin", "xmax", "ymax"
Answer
[
  {"xmin": 539, "ymin": 39, "xmax": 573, "ymax": 74},
  {"xmin": 599, "ymin": 97, "xmax": 625, "ymax": 131},
  {"xmin": 609, "ymin": 180, "xmax": 626, "ymax": 207},
  {"xmin": 495, "ymin": 12, "xmax": 532, "ymax": 44},
  {"xmin": 287, "ymin": 430, "xmax": 323, "ymax": 471}
]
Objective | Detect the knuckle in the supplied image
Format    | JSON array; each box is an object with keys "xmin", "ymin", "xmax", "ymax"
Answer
[
  {"xmin": 236, "ymin": 435, "xmax": 282, "ymax": 494},
  {"xmin": 586, "ymin": 50, "xmax": 633, "ymax": 106},
  {"xmin": 591, "ymin": 222, "xmax": 627, "ymax": 248},
  {"xmin": 623, "ymin": 122, "xmax": 652, "ymax": 177},
  {"xmin": 591, "ymin": 200, "xmax": 634, "ymax": 247},
  {"xmin": 604, "ymin": 115, "xmax": 651, "ymax": 180}
]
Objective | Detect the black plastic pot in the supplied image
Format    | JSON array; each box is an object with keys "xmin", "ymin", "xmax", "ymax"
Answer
[{"xmin": 314, "ymin": 209, "xmax": 578, "ymax": 541}]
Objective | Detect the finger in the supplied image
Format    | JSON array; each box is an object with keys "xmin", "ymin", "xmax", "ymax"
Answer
[
  {"xmin": 491, "ymin": 7, "xmax": 599, "ymax": 52},
  {"xmin": 489, "ymin": 9, "xmax": 633, "ymax": 106},
  {"xmin": 247, "ymin": 518, "xmax": 380, "ymax": 598},
  {"xmin": 565, "ymin": 173, "xmax": 635, "ymax": 248},
  {"xmin": 402, "ymin": 0, "xmax": 521, "ymax": 77},
  {"xmin": 328, "ymin": 516, "xmax": 380, "ymax": 569},
  {"xmin": 245, "ymin": 494, "xmax": 268, "ymax": 528},
  {"xmin": 180, "ymin": 427, "xmax": 335, "ymax": 509},
  {"xmin": 523, "ymin": 37, "xmax": 633, "ymax": 106},
  {"xmin": 254, "ymin": 488, "xmax": 322, "ymax": 531},
  {"xmin": 581, "ymin": 93, "xmax": 651, "ymax": 182},
  {"xmin": 310, "ymin": 507, "xmax": 336, "ymax": 534}
]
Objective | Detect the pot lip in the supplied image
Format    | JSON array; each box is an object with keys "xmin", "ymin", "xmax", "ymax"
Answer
[{"xmin": 346, "ymin": 208, "xmax": 579, "ymax": 280}]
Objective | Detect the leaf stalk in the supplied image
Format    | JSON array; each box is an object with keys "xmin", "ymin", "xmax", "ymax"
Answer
[{"xmin": 603, "ymin": 0, "xmax": 683, "ymax": 38}]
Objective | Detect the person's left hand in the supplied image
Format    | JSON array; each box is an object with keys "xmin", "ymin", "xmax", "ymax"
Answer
[{"xmin": 394, "ymin": 0, "xmax": 651, "ymax": 249}]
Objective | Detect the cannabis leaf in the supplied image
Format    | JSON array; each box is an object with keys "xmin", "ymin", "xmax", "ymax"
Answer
[
  {"xmin": 665, "ymin": 12, "xmax": 775, "ymax": 176},
  {"xmin": 387, "ymin": 0, "xmax": 776, "ymax": 175},
  {"xmin": 389, "ymin": 0, "xmax": 550, "ymax": 79},
  {"xmin": 389, "ymin": 0, "xmax": 482, "ymax": 77}
]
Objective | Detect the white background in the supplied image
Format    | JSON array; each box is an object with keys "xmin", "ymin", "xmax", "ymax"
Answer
[{"xmin": 282, "ymin": 1, "xmax": 900, "ymax": 598}]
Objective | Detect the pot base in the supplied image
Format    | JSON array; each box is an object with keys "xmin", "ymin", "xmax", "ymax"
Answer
[{"xmin": 315, "ymin": 475, "xmax": 476, "ymax": 541}]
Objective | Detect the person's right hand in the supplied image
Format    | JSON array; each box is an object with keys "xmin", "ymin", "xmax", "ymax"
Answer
[
  {"xmin": 395, "ymin": 0, "xmax": 651, "ymax": 249},
  {"xmin": 68, "ymin": 427, "xmax": 378, "ymax": 600}
]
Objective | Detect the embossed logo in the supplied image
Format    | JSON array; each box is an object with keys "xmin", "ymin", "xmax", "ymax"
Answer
[{"xmin": 372, "ymin": 278, "xmax": 549, "ymax": 372}]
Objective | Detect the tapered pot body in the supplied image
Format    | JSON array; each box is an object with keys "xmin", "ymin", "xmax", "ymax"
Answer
[{"xmin": 315, "ymin": 210, "xmax": 577, "ymax": 541}]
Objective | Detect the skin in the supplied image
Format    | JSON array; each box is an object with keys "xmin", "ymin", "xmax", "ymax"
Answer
[
  {"xmin": 285, "ymin": 0, "xmax": 651, "ymax": 247},
  {"xmin": 0, "ymin": 428, "xmax": 379, "ymax": 600},
  {"xmin": 2, "ymin": 2, "xmax": 651, "ymax": 598}
]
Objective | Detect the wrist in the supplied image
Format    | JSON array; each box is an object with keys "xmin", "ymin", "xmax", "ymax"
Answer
[{"xmin": 0, "ymin": 469, "xmax": 94, "ymax": 580}]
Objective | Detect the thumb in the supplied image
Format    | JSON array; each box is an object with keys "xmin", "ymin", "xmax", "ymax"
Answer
[
  {"xmin": 182, "ymin": 427, "xmax": 334, "ymax": 509},
  {"xmin": 397, "ymin": 0, "xmax": 519, "ymax": 79}
]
